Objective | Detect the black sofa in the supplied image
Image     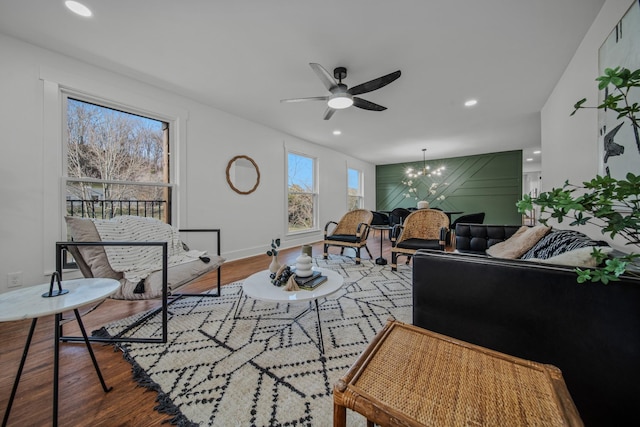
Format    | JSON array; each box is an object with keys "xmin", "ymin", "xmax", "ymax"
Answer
[{"xmin": 412, "ymin": 224, "xmax": 640, "ymax": 426}]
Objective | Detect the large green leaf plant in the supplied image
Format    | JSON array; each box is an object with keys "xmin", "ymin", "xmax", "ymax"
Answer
[{"xmin": 517, "ymin": 67, "xmax": 640, "ymax": 284}]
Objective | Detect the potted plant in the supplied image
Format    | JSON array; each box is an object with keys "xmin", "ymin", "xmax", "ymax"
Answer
[{"xmin": 517, "ymin": 67, "xmax": 639, "ymax": 283}]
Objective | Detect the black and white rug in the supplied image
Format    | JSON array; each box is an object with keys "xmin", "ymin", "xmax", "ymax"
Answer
[{"xmin": 100, "ymin": 255, "xmax": 413, "ymax": 426}]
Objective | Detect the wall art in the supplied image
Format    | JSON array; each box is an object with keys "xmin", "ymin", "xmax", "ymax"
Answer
[{"xmin": 598, "ymin": 0, "xmax": 640, "ymax": 179}]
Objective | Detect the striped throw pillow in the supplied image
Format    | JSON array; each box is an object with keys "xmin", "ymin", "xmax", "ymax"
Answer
[{"xmin": 520, "ymin": 229, "xmax": 608, "ymax": 260}]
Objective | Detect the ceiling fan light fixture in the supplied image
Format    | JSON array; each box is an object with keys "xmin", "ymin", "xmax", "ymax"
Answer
[{"xmin": 327, "ymin": 94, "xmax": 353, "ymax": 109}]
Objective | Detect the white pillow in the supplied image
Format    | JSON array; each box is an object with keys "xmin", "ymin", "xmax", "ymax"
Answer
[{"xmin": 527, "ymin": 246, "xmax": 613, "ymax": 267}]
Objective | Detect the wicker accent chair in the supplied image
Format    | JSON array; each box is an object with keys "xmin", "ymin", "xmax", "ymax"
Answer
[
  {"xmin": 391, "ymin": 209, "xmax": 449, "ymax": 271},
  {"xmin": 323, "ymin": 209, "xmax": 374, "ymax": 264}
]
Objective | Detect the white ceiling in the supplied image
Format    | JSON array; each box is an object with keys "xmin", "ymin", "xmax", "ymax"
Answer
[{"xmin": 0, "ymin": 0, "xmax": 605, "ymax": 167}]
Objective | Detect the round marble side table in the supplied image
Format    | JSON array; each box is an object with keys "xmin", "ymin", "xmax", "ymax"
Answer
[{"xmin": 0, "ymin": 277, "xmax": 120, "ymax": 427}]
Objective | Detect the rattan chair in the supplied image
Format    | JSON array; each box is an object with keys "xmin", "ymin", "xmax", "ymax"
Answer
[
  {"xmin": 323, "ymin": 209, "xmax": 374, "ymax": 264},
  {"xmin": 391, "ymin": 209, "xmax": 449, "ymax": 271}
]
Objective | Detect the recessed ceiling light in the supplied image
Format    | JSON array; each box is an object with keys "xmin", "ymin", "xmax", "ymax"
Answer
[
  {"xmin": 533, "ymin": 150, "xmax": 541, "ymax": 154},
  {"xmin": 464, "ymin": 99, "xmax": 478, "ymax": 107},
  {"xmin": 526, "ymin": 158, "xmax": 534, "ymax": 162},
  {"xmin": 333, "ymin": 130, "xmax": 342, "ymax": 135},
  {"xmin": 65, "ymin": 1, "xmax": 92, "ymax": 17}
]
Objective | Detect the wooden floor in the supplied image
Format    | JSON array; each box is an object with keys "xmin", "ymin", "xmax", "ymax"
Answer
[{"xmin": 0, "ymin": 234, "xmax": 396, "ymax": 426}]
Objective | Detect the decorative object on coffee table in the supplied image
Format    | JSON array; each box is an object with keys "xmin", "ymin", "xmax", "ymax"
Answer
[
  {"xmin": 266, "ymin": 238, "xmax": 281, "ymax": 273},
  {"xmin": 301, "ymin": 244, "xmax": 312, "ymax": 257},
  {"xmin": 295, "ymin": 253, "xmax": 313, "ymax": 277}
]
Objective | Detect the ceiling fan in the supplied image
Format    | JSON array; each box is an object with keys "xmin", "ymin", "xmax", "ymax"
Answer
[{"xmin": 280, "ymin": 63, "xmax": 401, "ymax": 120}]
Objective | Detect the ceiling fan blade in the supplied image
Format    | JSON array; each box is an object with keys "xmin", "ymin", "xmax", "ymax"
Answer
[
  {"xmin": 280, "ymin": 96, "xmax": 328, "ymax": 103},
  {"xmin": 309, "ymin": 63, "xmax": 338, "ymax": 92},
  {"xmin": 323, "ymin": 107, "xmax": 336, "ymax": 120},
  {"xmin": 348, "ymin": 70, "xmax": 401, "ymax": 96},
  {"xmin": 353, "ymin": 97, "xmax": 387, "ymax": 111}
]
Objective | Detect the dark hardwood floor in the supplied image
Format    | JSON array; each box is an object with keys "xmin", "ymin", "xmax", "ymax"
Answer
[{"xmin": 0, "ymin": 234, "xmax": 395, "ymax": 426}]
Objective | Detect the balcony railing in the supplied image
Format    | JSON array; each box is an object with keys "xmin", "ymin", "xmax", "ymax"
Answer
[{"xmin": 66, "ymin": 199, "xmax": 167, "ymax": 220}]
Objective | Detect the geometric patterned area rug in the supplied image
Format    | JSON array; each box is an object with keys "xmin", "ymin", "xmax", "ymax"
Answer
[{"xmin": 98, "ymin": 255, "xmax": 413, "ymax": 426}]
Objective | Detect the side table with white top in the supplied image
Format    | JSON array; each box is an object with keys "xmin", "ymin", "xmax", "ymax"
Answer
[
  {"xmin": 234, "ymin": 267, "xmax": 344, "ymax": 353},
  {"xmin": 0, "ymin": 277, "xmax": 120, "ymax": 427}
]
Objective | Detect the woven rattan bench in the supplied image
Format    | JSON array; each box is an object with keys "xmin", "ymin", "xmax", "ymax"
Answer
[{"xmin": 333, "ymin": 320, "xmax": 583, "ymax": 427}]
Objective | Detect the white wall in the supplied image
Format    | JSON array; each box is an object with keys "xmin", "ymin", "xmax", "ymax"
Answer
[
  {"xmin": 0, "ymin": 34, "xmax": 376, "ymax": 293},
  {"xmin": 541, "ymin": 0, "xmax": 637, "ymax": 248}
]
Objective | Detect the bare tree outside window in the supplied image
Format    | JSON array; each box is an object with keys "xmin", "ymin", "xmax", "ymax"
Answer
[
  {"xmin": 65, "ymin": 97, "xmax": 171, "ymax": 221},
  {"xmin": 288, "ymin": 152, "xmax": 316, "ymax": 232},
  {"xmin": 348, "ymin": 168, "xmax": 363, "ymax": 210}
]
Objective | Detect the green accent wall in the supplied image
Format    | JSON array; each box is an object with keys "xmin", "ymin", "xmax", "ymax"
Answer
[{"xmin": 376, "ymin": 150, "xmax": 523, "ymax": 224}]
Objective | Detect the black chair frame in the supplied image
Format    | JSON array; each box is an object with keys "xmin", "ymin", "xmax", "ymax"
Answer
[{"xmin": 55, "ymin": 228, "xmax": 222, "ymax": 345}]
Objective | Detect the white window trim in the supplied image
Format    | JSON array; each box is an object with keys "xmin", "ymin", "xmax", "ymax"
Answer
[
  {"xmin": 40, "ymin": 66, "xmax": 188, "ymax": 277},
  {"xmin": 285, "ymin": 149, "xmax": 319, "ymax": 236}
]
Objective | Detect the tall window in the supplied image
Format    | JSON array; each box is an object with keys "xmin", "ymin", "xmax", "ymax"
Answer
[
  {"xmin": 348, "ymin": 168, "xmax": 363, "ymax": 210},
  {"xmin": 287, "ymin": 152, "xmax": 317, "ymax": 232},
  {"xmin": 64, "ymin": 96, "xmax": 172, "ymax": 222}
]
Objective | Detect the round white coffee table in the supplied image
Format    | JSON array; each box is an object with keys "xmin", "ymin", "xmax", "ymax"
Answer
[{"xmin": 234, "ymin": 267, "xmax": 344, "ymax": 353}]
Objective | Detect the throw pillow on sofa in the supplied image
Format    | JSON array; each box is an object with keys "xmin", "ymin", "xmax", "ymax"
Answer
[
  {"xmin": 485, "ymin": 225, "xmax": 551, "ymax": 259},
  {"xmin": 520, "ymin": 229, "xmax": 609, "ymax": 260},
  {"xmin": 527, "ymin": 246, "xmax": 613, "ymax": 267}
]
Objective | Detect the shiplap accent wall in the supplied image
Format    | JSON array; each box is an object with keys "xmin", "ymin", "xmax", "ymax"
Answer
[{"xmin": 376, "ymin": 150, "xmax": 523, "ymax": 224}]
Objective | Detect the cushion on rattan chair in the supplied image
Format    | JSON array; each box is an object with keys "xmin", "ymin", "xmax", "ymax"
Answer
[
  {"xmin": 326, "ymin": 234, "xmax": 360, "ymax": 243},
  {"xmin": 396, "ymin": 238, "xmax": 443, "ymax": 250}
]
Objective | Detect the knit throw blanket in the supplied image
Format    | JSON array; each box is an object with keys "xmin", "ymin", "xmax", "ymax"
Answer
[{"xmin": 92, "ymin": 216, "xmax": 205, "ymax": 284}]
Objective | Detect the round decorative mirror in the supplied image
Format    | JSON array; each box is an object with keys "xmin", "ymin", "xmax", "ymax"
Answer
[{"xmin": 226, "ymin": 155, "xmax": 260, "ymax": 195}]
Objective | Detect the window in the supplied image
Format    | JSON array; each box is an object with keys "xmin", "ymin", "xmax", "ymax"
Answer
[
  {"xmin": 64, "ymin": 96, "xmax": 172, "ymax": 222},
  {"xmin": 287, "ymin": 152, "xmax": 317, "ymax": 232},
  {"xmin": 348, "ymin": 168, "xmax": 363, "ymax": 210}
]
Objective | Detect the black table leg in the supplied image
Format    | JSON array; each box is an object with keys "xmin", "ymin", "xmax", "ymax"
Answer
[
  {"xmin": 314, "ymin": 299, "xmax": 325, "ymax": 354},
  {"xmin": 233, "ymin": 288, "xmax": 244, "ymax": 319},
  {"xmin": 2, "ymin": 318, "xmax": 37, "ymax": 427},
  {"xmin": 3, "ymin": 311, "xmax": 112, "ymax": 427},
  {"xmin": 375, "ymin": 229, "xmax": 388, "ymax": 265},
  {"xmin": 54, "ymin": 313, "xmax": 61, "ymax": 427},
  {"xmin": 73, "ymin": 309, "xmax": 112, "ymax": 393}
]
